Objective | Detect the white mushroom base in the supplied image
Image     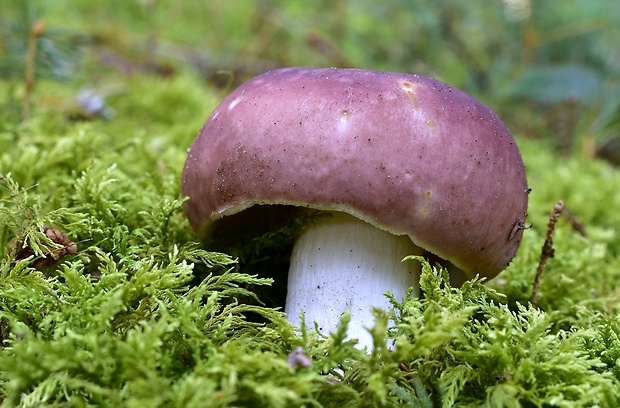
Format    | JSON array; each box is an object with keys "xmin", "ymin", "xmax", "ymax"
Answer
[{"xmin": 285, "ymin": 212, "xmax": 421, "ymax": 349}]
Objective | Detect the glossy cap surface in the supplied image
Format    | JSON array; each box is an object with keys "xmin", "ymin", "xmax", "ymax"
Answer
[{"xmin": 183, "ymin": 67, "xmax": 529, "ymax": 279}]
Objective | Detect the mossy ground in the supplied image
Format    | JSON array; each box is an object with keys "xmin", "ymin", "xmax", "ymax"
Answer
[{"xmin": 2, "ymin": 1, "xmax": 620, "ymax": 407}]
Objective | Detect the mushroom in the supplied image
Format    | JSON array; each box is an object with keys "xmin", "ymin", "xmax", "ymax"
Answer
[{"xmin": 182, "ymin": 67, "xmax": 528, "ymax": 349}]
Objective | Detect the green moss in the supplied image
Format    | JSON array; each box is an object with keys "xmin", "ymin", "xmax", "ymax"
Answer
[{"xmin": 2, "ymin": 15, "xmax": 620, "ymax": 407}]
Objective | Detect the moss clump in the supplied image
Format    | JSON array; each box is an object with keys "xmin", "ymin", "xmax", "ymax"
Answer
[{"xmin": 2, "ymin": 67, "xmax": 620, "ymax": 406}]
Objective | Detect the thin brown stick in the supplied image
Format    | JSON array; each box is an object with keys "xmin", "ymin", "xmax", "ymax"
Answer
[
  {"xmin": 562, "ymin": 206, "xmax": 588, "ymax": 238},
  {"xmin": 23, "ymin": 19, "xmax": 45, "ymax": 120},
  {"xmin": 531, "ymin": 200, "xmax": 565, "ymax": 308},
  {"xmin": 0, "ymin": 183, "xmax": 39, "ymax": 201}
]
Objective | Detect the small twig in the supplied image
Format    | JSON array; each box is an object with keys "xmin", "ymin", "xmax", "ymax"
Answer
[
  {"xmin": 46, "ymin": 289, "xmax": 65, "ymax": 305},
  {"xmin": 531, "ymin": 200, "xmax": 565, "ymax": 308},
  {"xmin": 0, "ymin": 183, "xmax": 39, "ymax": 201},
  {"xmin": 44, "ymin": 237, "xmax": 93, "ymax": 258},
  {"xmin": 562, "ymin": 206, "xmax": 588, "ymax": 238},
  {"xmin": 23, "ymin": 19, "xmax": 45, "ymax": 120}
]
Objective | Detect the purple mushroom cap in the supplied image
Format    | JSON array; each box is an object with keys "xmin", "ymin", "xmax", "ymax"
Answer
[{"xmin": 183, "ymin": 67, "xmax": 528, "ymax": 280}]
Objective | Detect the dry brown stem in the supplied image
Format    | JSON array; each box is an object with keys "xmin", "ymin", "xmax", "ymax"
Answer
[{"xmin": 531, "ymin": 200, "xmax": 565, "ymax": 308}]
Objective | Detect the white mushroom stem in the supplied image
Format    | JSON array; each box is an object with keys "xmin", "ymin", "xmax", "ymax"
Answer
[{"xmin": 285, "ymin": 212, "xmax": 421, "ymax": 349}]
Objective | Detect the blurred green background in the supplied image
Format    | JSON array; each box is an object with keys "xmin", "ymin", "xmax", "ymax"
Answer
[{"xmin": 2, "ymin": 0, "xmax": 619, "ymax": 155}]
